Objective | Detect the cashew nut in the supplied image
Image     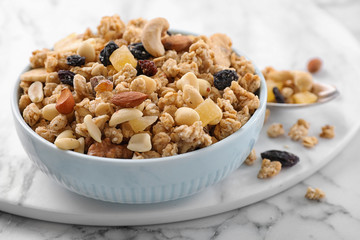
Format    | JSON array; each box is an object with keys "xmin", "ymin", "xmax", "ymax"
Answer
[{"xmin": 141, "ymin": 17, "xmax": 169, "ymax": 57}]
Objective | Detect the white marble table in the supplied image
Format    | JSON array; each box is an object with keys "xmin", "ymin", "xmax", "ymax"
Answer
[{"xmin": 1, "ymin": 0, "xmax": 360, "ymax": 239}]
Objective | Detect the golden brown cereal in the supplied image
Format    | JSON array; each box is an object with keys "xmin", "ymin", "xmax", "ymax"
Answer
[
  {"xmin": 19, "ymin": 15, "xmax": 261, "ymax": 158},
  {"xmin": 305, "ymin": 187, "xmax": 325, "ymax": 200},
  {"xmin": 19, "ymin": 94, "xmax": 32, "ymax": 112},
  {"xmin": 257, "ymin": 159, "xmax": 282, "ymax": 179},
  {"xmin": 288, "ymin": 119, "xmax": 310, "ymax": 141},
  {"xmin": 319, "ymin": 125, "xmax": 335, "ymax": 139},
  {"xmin": 23, "ymin": 103, "xmax": 41, "ymax": 127}
]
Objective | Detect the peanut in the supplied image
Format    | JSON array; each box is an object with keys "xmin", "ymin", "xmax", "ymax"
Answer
[
  {"xmin": 182, "ymin": 85, "xmax": 204, "ymax": 108},
  {"xmin": 55, "ymin": 138, "xmax": 80, "ymax": 150},
  {"xmin": 127, "ymin": 133, "xmax": 152, "ymax": 152},
  {"xmin": 198, "ymin": 79, "xmax": 211, "ymax": 97},
  {"xmin": 77, "ymin": 41, "xmax": 96, "ymax": 62},
  {"xmin": 109, "ymin": 108, "xmax": 143, "ymax": 127},
  {"xmin": 28, "ymin": 81, "xmax": 44, "ymax": 103},
  {"xmin": 176, "ymin": 72, "xmax": 199, "ymax": 91},
  {"xmin": 56, "ymin": 129, "xmax": 76, "ymax": 140},
  {"xmin": 130, "ymin": 75, "xmax": 157, "ymax": 94},
  {"xmin": 74, "ymin": 137, "xmax": 85, "ymax": 153},
  {"xmin": 84, "ymin": 115, "xmax": 102, "ymax": 142},
  {"xmin": 42, "ymin": 103, "xmax": 60, "ymax": 121},
  {"xmin": 175, "ymin": 107, "xmax": 200, "ymax": 126},
  {"xmin": 293, "ymin": 71, "xmax": 313, "ymax": 92}
]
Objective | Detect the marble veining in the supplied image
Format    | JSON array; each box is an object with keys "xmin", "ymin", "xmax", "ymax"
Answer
[{"xmin": 1, "ymin": 0, "xmax": 360, "ymax": 239}]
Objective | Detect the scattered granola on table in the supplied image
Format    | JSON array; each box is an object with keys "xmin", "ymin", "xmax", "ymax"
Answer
[
  {"xmin": 305, "ymin": 186, "xmax": 325, "ymax": 200},
  {"xmin": 19, "ymin": 15, "xmax": 261, "ymax": 159},
  {"xmin": 319, "ymin": 125, "xmax": 335, "ymax": 139},
  {"xmin": 244, "ymin": 149, "xmax": 257, "ymax": 166},
  {"xmin": 267, "ymin": 123, "xmax": 285, "ymax": 138},
  {"xmin": 288, "ymin": 119, "xmax": 310, "ymax": 141},
  {"xmin": 302, "ymin": 136, "xmax": 318, "ymax": 148},
  {"xmin": 257, "ymin": 158, "xmax": 281, "ymax": 179}
]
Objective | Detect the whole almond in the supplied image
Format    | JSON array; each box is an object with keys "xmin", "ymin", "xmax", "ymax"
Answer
[
  {"xmin": 307, "ymin": 58, "xmax": 322, "ymax": 73},
  {"xmin": 111, "ymin": 91, "xmax": 147, "ymax": 108},
  {"xmin": 161, "ymin": 35, "xmax": 193, "ymax": 52},
  {"xmin": 56, "ymin": 88, "xmax": 75, "ymax": 114}
]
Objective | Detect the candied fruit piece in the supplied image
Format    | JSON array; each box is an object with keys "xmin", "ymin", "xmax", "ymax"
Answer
[
  {"xmin": 110, "ymin": 45, "xmax": 137, "ymax": 71},
  {"xmin": 94, "ymin": 79, "xmax": 113, "ymax": 93},
  {"xmin": 99, "ymin": 41, "xmax": 119, "ymax": 66},
  {"xmin": 292, "ymin": 91, "xmax": 318, "ymax": 104},
  {"xmin": 195, "ymin": 98, "xmax": 223, "ymax": 127},
  {"xmin": 128, "ymin": 116, "xmax": 158, "ymax": 133},
  {"xmin": 128, "ymin": 42, "xmax": 152, "ymax": 60},
  {"xmin": 213, "ymin": 69, "xmax": 238, "ymax": 90},
  {"xmin": 90, "ymin": 76, "xmax": 106, "ymax": 91},
  {"xmin": 136, "ymin": 60, "xmax": 157, "ymax": 76}
]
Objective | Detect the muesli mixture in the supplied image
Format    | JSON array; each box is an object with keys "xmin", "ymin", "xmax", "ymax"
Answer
[{"xmin": 19, "ymin": 15, "xmax": 261, "ymax": 159}]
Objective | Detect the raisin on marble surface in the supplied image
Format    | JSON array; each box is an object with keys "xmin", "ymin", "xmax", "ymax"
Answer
[{"xmin": 260, "ymin": 150, "xmax": 299, "ymax": 167}]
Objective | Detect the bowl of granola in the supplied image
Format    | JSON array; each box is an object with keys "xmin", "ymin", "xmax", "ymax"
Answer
[{"xmin": 11, "ymin": 15, "xmax": 267, "ymax": 203}]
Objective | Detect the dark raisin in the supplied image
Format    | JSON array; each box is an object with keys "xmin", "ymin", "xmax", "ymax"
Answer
[
  {"xmin": 66, "ymin": 55, "xmax": 85, "ymax": 66},
  {"xmin": 273, "ymin": 87, "xmax": 285, "ymax": 103},
  {"xmin": 213, "ymin": 69, "xmax": 239, "ymax": 90},
  {"xmin": 128, "ymin": 42, "xmax": 152, "ymax": 60},
  {"xmin": 99, "ymin": 41, "xmax": 119, "ymax": 66},
  {"xmin": 136, "ymin": 60, "xmax": 158, "ymax": 76},
  {"xmin": 58, "ymin": 70, "xmax": 75, "ymax": 86},
  {"xmin": 261, "ymin": 150, "xmax": 300, "ymax": 167}
]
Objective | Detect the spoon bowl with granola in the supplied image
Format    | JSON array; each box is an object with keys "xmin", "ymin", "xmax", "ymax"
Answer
[
  {"xmin": 263, "ymin": 66, "xmax": 339, "ymax": 108},
  {"xmin": 12, "ymin": 15, "xmax": 267, "ymax": 203}
]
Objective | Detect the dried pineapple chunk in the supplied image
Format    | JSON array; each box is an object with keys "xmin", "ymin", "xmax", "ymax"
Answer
[
  {"xmin": 128, "ymin": 116, "xmax": 158, "ymax": 133},
  {"xmin": 292, "ymin": 91, "xmax": 318, "ymax": 104},
  {"xmin": 195, "ymin": 98, "xmax": 222, "ymax": 127},
  {"xmin": 110, "ymin": 45, "xmax": 137, "ymax": 71},
  {"xmin": 266, "ymin": 80, "xmax": 283, "ymax": 102}
]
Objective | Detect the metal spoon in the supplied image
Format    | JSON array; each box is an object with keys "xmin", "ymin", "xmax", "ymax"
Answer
[{"xmin": 266, "ymin": 82, "xmax": 339, "ymax": 108}]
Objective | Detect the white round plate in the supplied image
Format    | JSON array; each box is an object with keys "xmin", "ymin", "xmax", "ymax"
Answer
[{"xmin": 1, "ymin": 0, "xmax": 360, "ymax": 226}]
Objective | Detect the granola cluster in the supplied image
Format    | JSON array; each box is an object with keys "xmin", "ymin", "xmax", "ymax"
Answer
[
  {"xmin": 266, "ymin": 116, "xmax": 334, "ymax": 149},
  {"xmin": 19, "ymin": 15, "xmax": 260, "ymax": 159}
]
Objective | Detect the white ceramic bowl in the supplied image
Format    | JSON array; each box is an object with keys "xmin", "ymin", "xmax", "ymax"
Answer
[{"xmin": 11, "ymin": 53, "xmax": 267, "ymax": 204}]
